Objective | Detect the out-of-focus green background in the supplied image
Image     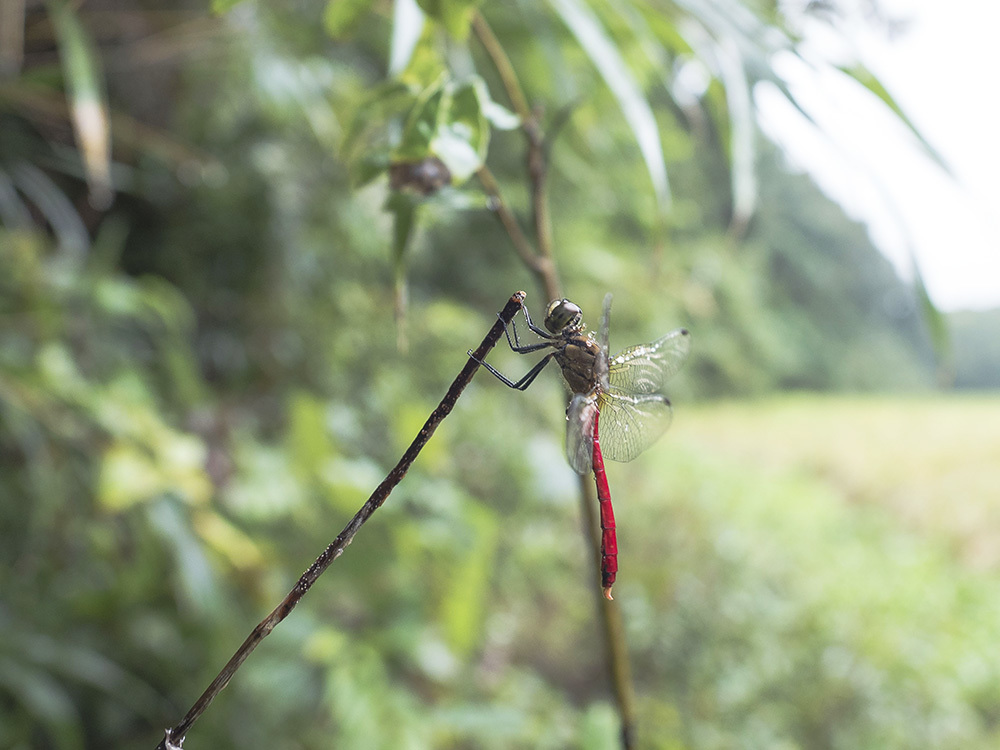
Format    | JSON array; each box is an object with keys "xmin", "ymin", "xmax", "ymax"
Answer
[{"xmin": 2, "ymin": 1, "xmax": 998, "ymax": 748}]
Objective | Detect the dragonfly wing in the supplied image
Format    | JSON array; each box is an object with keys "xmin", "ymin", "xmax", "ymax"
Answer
[
  {"xmin": 595, "ymin": 293, "xmax": 612, "ymax": 389},
  {"xmin": 597, "ymin": 391, "xmax": 673, "ymax": 463},
  {"xmin": 607, "ymin": 328, "xmax": 690, "ymax": 396},
  {"xmin": 566, "ymin": 393, "xmax": 597, "ymax": 475}
]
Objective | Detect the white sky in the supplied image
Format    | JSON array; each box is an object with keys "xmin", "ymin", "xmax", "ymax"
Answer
[{"xmin": 756, "ymin": 0, "xmax": 1000, "ymax": 312}]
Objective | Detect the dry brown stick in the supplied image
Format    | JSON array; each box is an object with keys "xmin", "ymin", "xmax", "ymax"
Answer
[{"xmin": 156, "ymin": 291, "xmax": 528, "ymax": 750}]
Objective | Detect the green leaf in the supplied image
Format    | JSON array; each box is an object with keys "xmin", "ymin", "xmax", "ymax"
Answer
[
  {"xmin": 389, "ymin": 0, "xmax": 425, "ymax": 74},
  {"xmin": 911, "ymin": 255, "xmax": 951, "ymax": 379},
  {"xmin": 547, "ymin": 0, "xmax": 671, "ymax": 211},
  {"xmin": 395, "ymin": 79, "xmax": 447, "ymax": 160},
  {"xmin": 385, "ymin": 191, "xmax": 419, "ymax": 269},
  {"xmin": 45, "ymin": 0, "xmax": 113, "ymax": 210},
  {"xmin": 715, "ymin": 38, "xmax": 757, "ymax": 228},
  {"xmin": 481, "ymin": 98, "xmax": 520, "ymax": 130},
  {"xmin": 392, "ymin": 76, "xmax": 509, "ymax": 182},
  {"xmin": 324, "ymin": 0, "xmax": 373, "ymax": 39},
  {"xmin": 415, "ymin": 0, "xmax": 482, "ymax": 39},
  {"xmin": 468, "ymin": 75, "xmax": 519, "ymax": 130},
  {"xmin": 432, "ymin": 80, "xmax": 489, "ymax": 179},
  {"xmin": 838, "ymin": 63, "xmax": 952, "ymax": 174}
]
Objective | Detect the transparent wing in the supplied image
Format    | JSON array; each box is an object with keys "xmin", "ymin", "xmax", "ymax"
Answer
[
  {"xmin": 566, "ymin": 393, "xmax": 598, "ymax": 475},
  {"xmin": 607, "ymin": 328, "xmax": 690, "ymax": 396},
  {"xmin": 595, "ymin": 293, "xmax": 612, "ymax": 389},
  {"xmin": 596, "ymin": 391, "xmax": 673, "ymax": 464}
]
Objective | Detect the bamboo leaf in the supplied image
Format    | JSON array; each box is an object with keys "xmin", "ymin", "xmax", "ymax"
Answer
[
  {"xmin": 911, "ymin": 254, "xmax": 952, "ymax": 379},
  {"xmin": 46, "ymin": 0, "xmax": 113, "ymax": 209},
  {"xmin": 839, "ymin": 63, "xmax": 952, "ymax": 173},
  {"xmin": 389, "ymin": 0, "xmax": 425, "ymax": 75},
  {"xmin": 715, "ymin": 37, "xmax": 756, "ymax": 228},
  {"xmin": 547, "ymin": 0, "xmax": 671, "ymax": 211}
]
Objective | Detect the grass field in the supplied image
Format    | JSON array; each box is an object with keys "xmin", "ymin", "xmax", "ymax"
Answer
[
  {"xmin": 597, "ymin": 392, "xmax": 1000, "ymax": 747},
  {"xmin": 675, "ymin": 392, "xmax": 1000, "ymax": 569}
]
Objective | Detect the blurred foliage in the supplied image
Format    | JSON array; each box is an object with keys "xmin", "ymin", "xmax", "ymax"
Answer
[
  {"xmin": 0, "ymin": 0, "xmax": 974, "ymax": 748},
  {"xmin": 948, "ymin": 308, "xmax": 1000, "ymax": 389}
]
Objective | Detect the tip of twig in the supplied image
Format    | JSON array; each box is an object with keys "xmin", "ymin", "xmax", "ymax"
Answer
[{"xmin": 603, "ymin": 587, "xmax": 614, "ymax": 601}]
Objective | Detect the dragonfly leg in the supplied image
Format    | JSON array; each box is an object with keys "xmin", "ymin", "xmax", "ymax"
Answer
[
  {"xmin": 517, "ymin": 301, "xmax": 554, "ymax": 340},
  {"xmin": 468, "ymin": 350, "xmax": 554, "ymax": 390},
  {"xmin": 497, "ymin": 311, "xmax": 555, "ymax": 353}
]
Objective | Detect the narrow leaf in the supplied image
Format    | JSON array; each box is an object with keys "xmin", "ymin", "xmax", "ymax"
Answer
[
  {"xmin": 547, "ymin": 0, "xmax": 671, "ymax": 211},
  {"xmin": 389, "ymin": 0, "xmax": 425, "ymax": 75},
  {"xmin": 46, "ymin": 0, "xmax": 113, "ymax": 209},
  {"xmin": 839, "ymin": 63, "xmax": 952, "ymax": 174},
  {"xmin": 715, "ymin": 37, "xmax": 756, "ymax": 227},
  {"xmin": 911, "ymin": 253, "xmax": 952, "ymax": 378}
]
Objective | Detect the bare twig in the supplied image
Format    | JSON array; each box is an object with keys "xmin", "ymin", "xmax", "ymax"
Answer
[{"xmin": 156, "ymin": 291, "xmax": 528, "ymax": 750}]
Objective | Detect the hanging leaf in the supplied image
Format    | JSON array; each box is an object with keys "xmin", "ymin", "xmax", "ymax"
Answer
[
  {"xmin": 839, "ymin": 63, "xmax": 952, "ymax": 173},
  {"xmin": 46, "ymin": 0, "xmax": 113, "ymax": 209},
  {"xmin": 430, "ymin": 81, "xmax": 488, "ymax": 180},
  {"xmin": 911, "ymin": 254, "xmax": 952, "ymax": 383},
  {"xmin": 715, "ymin": 38, "xmax": 757, "ymax": 231},
  {"xmin": 395, "ymin": 78, "xmax": 448, "ymax": 160},
  {"xmin": 389, "ymin": 0, "xmax": 426, "ymax": 74},
  {"xmin": 415, "ymin": 0, "xmax": 482, "ymax": 40},
  {"xmin": 391, "ymin": 75, "xmax": 509, "ymax": 183},
  {"xmin": 546, "ymin": 0, "xmax": 671, "ymax": 211},
  {"xmin": 385, "ymin": 191, "xmax": 419, "ymax": 269}
]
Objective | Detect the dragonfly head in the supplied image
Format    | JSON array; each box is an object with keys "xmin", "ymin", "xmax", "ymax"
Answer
[{"xmin": 544, "ymin": 299, "xmax": 583, "ymax": 334}]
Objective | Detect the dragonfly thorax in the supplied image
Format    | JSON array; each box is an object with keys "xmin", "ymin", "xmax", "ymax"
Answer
[{"xmin": 554, "ymin": 333, "xmax": 603, "ymax": 395}]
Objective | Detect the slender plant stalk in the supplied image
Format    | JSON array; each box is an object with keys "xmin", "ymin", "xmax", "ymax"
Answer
[
  {"xmin": 156, "ymin": 291, "xmax": 527, "ymax": 750},
  {"xmin": 475, "ymin": 165, "xmax": 545, "ymax": 279},
  {"xmin": 473, "ymin": 12, "xmax": 560, "ymax": 304},
  {"xmin": 473, "ymin": 11, "xmax": 636, "ymax": 748},
  {"xmin": 579, "ymin": 474, "xmax": 637, "ymax": 748}
]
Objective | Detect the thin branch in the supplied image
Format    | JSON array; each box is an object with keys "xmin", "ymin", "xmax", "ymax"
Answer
[
  {"xmin": 524, "ymin": 112, "xmax": 555, "ymax": 287},
  {"xmin": 476, "ymin": 165, "xmax": 557, "ymax": 298},
  {"xmin": 471, "ymin": 12, "xmax": 531, "ymax": 122},
  {"xmin": 579, "ymin": 474, "xmax": 637, "ymax": 748},
  {"xmin": 472, "ymin": 12, "xmax": 560, "ymax": 303},
  {"xmin": 156, "ymin": 291, "xmax": 528, "ymax": 750}
]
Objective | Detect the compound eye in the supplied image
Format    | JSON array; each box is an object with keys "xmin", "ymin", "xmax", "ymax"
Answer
[{"xmin": 544, "ymin": 299, "xmax": 583, "ymax": 333}]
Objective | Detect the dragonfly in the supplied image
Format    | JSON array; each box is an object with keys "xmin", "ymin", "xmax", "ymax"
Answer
[{"xmin": 472, "ymin": 294, "xmax": 690, "ymax": 599}]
